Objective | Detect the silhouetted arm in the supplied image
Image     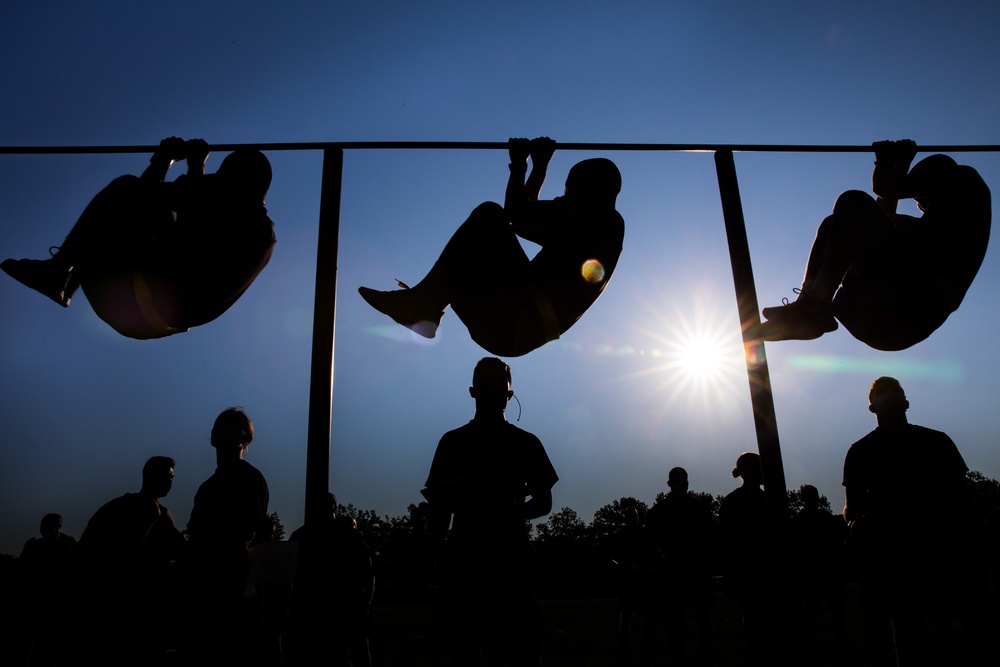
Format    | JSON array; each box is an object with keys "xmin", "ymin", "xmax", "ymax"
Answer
[
  {"xmin": 524, "ymin": 137, "xmax": 555, "ymax": 200},
  {"xmin": 524, "ymin": 488, "xmax": 553, "ymax": 521},
  {"xmin": 142, "ymin": 136, "xmax": 187, "ymax": 183},
  {"xmin": 185, "ymin": 138, "xmax": 209, "ymax": 178},
  {"xmin": 506, "ymin": 138, "xmax": 560, "ymax": 245},
  {"xmin": 427, "ymin": 504, "xmax": 451, "ymax": 551},
  {"xmin": 505, "ymin": 137, "xmax": 532, "ymax": 214},
  {"xmin": 872, "ymin": 139, "xmax": 918, "ymax": 207},
  {"xmin": 843, "ymin": 485, "xmax": 868, "ymax": 524}
]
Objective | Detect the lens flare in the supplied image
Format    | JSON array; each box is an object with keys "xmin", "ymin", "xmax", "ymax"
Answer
[{"xmin": 581, "ymin": 259, "xmax": 605, "ymax": 284}]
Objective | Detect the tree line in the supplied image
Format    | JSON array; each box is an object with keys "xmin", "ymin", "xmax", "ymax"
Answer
[{"xmin": 330, "ymin": 470, "xmax": 1000, "ymax": 604}]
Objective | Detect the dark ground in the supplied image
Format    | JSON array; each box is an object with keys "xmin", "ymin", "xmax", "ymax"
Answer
[{"xmin": 5, "ymin": 580, "xmax": 996, "ymax": 665}]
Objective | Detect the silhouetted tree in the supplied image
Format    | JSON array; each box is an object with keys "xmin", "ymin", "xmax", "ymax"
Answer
[
  {"xmin": 591, "ymin": 497, "xmax": 648, "ymax": 543},
  {"xmin": 654, "ymin": 491, "xmax": 722, "ymax": 518},
  {"xmin": 266, "ymin": 511, "xmax": 285, "ymax": 541},
  {"xmin": 534, "ymin": 507, "xmax": 589, "ymax": 544},
  {"xmin": 787, "ymin": 487, "xmax": 833, "ymax": 516},
  {"xmin": 966, "ymin": 470, "xmax": 1000, "ymax": 518}
]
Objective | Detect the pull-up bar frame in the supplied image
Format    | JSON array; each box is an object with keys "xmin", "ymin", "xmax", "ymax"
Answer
[{"xmin": 2, "ymin": 140, "xmax": 995, "ymax": 528}]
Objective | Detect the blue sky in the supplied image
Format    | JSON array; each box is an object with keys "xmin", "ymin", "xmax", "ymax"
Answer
[{"xmin": 2, "ymin": 2, "xmax": 999, "ymax": 555}]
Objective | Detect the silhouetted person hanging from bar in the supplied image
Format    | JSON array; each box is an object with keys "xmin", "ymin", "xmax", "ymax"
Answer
[
  {"xmin": 760, "ymin": 139, "xmax": 990, "ymax": 350},
  {"xmin": 359, "ymin": 137, "xmax": 624, "ymax": 356},
  {"xmin": 1, "ymin": 136, "xmax": 276, "ymax": 340}
]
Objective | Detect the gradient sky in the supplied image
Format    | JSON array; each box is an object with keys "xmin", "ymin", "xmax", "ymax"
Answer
[{"xmin": 2, "ymin": 2, "xmax": 1000, "ymax": 556}]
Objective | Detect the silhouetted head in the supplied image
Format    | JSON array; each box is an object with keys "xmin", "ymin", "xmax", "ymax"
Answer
[
  {"xmin": 733, "ymin": 452, "xmax": 763, "ymax": 486},
  {"xmin": 800, "ymin": 484, "xmax": 819, "ymax": 511},
  {"xmin": 667, "ymin": 467, "xmax": 689, "ymax": 494},
  {"xmin": 141, "ymin": 456, "xmax": 176, "ymax": 499},
  {"xmin": 908, "ymin": 154, "xmax": 957, "ymax": 213},
  {"xmin": 868, "ymin": 376, "xmax": 908, "ymax": 416},
  {"xmin": 328, "ymin": 492, "xmax": 338, "ymax": 517},
  {"xmin": 218, "ymin": 149, "xmax": 272, "ymax": 203},
  {"xmin": 211, "ymin": 407, "xmax": 255, "ymax": 451},
  {"xmin": 40, "ymin": 513, "xmax": 63, "ymax": 539},
  {"xmin": 470, "ymin": 357, "xmax": 513, "ymax": 408},
  {"xmin": 565, "ymin": 158, "xmax": 621, "ymax": 207}
]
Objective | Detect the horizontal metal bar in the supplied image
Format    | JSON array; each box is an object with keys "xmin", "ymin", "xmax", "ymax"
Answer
[{"xmin": 1, "ymin": 141, "xmax": 999, "ymax": 155}]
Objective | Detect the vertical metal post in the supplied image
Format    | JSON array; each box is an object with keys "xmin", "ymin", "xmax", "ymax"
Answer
[
  {"xmin": 714, "ymin": 151, "xmax": 789, "ymax": 524},
  {"xmin": 305, "ymin": 148, "xmax": 343, "ymax": 528}
]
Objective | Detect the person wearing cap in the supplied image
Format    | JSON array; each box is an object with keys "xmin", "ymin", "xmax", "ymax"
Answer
[
  {"xmin": 359, "ymin": 137, "xmax": 624, "ymax": 356},
  {"xmin": 843, "ymin": 377, "xmax": 995, "ymax": 664},
  {"xmin": 421, "ymin": 357, "xmax": 558, "ymax": 665},
  {"xmin": 1, "ymin": 137, "xmax": 276, "ymax": 339}
]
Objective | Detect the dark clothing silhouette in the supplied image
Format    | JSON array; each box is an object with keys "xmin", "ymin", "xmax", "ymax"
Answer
[
  {"xmin": 643, "ymin": 492, "xmax": 717, "ymax": 666},
  {"xmin": 77, "ymin": 492, "xmax": 183, "ymax": 665},
  {"xmin": 187, "ymin": 459, "xmax": 271, "ymax": 562},
  {"xmin": 789, "ymin": 501, "xmax": 848, "ymax": 659},
  {"xmin": 359, "ymin": 137, "xmax": 624, "ymax": 356},
  {"xmin": 761, "ymin": 140, "xmax": 990, "ymax": 350},
  {"xmin": 287, "ymin": 513, "xmax": 374, "ymax": 666},
  {"xmin": 423, "ymin": 417, "xmax": 558, "ymax": 665},
  {"xmin": 181, "ymin": 458, "xmax": 270, "ymax": 666},
  {"xmin": 16, "ymin": 528, "xmax": 77, "ymax": 666},
  {"xmin": 844, "ymin": 421, "xmax": 995, "ymax": 664},
  {"xmin": 1, "ymin": 137, "xmax": 276, "ymax": 339},
  {"xmin": 719, "ymin": 478, "xmax": 793, "ymax": 666},
  {"xmin": 606, "ymin": 518, "xmax": 650, "ymax": 662}
]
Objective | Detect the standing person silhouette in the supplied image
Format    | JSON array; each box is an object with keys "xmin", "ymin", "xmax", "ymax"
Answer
[
  {"xmin": 760, "ymin": 140, "xmax": 990, "ymax": 350},
  {"xmin": 843, "ymin": 377, "xmax": 996, "ymax": 665},
  {"xmin": 718, "ymin": 452, "xmax": 792, "ymax": 666},
  {"xmin": 179, "ymin": 408, "xmax": 270, "ymax": 666},
  {"xmin": 286, "ymin": 492, "xmax": 374, "ymax": 667},
  {"xmin": 359, "ymin": 137, "xmax": 624, "ymax": 356},
  {"xmin": 16, "ymin": 513, "xmax": 77, "ymax": 667},
  {"xmin": 421, "ymin": 357, "xmax": 558, "ymax": 665},
  {"xmin": 788, "ymin": 485, "xmax": 848, "ymax": 662},
  {"xmin": 1, "ymin": 137, "xmax": 276, "ymax": 339},
  {"xmin": 77, "ymin": 456, "xmax": 184, "ymax": 666},
  {"xmin": 643, "ymin": 467, "xmax": 717, "ymax": 667}
]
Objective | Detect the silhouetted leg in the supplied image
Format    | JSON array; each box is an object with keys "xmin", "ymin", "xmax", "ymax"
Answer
[
  {"xmin": 359, "ymin": 202, "xmax": 548, "ymax": 354},
  {"xmin": 665, "ymin": 604, "xmax": 684, "ymax": 666},
  {"xmin": 761, "ymin": 191, "xmax": 896, "ymax": 342},
  {"xmin": 693, "ymin": 591, "xmax": 716, "ymax": 667},
  {"xmin": 2, "ymin": 175, "xmax": 170, "ymax": 319}
]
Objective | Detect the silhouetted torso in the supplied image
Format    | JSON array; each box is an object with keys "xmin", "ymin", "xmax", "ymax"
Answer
[
  {"xmin": 147, "ymin": 174, "xmax": 276, "ymax": 329},
  {"xmin": 424, "ymin": 420, "xmax": 557, "ymax": 547}
]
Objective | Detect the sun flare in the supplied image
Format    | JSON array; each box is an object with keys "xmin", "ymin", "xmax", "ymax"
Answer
[
  {"xmin": 605, "ymin": 289, "xmax": 747, "ymax": 422},
  {"xmin": 675, "ymin": 335, "xmax": 728, "ymax": 382}
]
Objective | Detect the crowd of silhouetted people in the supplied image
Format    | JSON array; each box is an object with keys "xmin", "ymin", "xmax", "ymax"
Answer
[
  {"xmin": 4, "ymin": 376, "xmax": 998, "ymax": 667},
  {"xmin": 2, "ymin": 138, "xmax": 998, "ymax": 666},
  {"xmin": 0, "ymin": 408, "xmax": 374, "ymax": 667}
]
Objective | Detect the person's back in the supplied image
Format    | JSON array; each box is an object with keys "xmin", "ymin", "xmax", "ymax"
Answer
[
  {"xmin": 908, "ymin": 158, "xmax": 991, "ymax": 311},
  {"xmin": 154, "ymin": 157, "xmax": 276, "ymax": 329},
  {"xmin": 188, "ymin": 459, "xmax": 270, "ymax": 559},
  {"xmin": 645, "ymin": 492, "xmax": 716, "ymax": 574},
  {"xmin": 79, "ymin": 492, "xmax": 165, "ymax": 588}
]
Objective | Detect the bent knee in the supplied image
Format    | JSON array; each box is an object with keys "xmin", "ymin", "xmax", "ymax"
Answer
[
  {"xmin": 471, "ymin": 201, "xmax": 505, "ymax": 220},
  {"xmin": 832, "ymin": 190, "xmax": 878, "ymax": 217}
]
